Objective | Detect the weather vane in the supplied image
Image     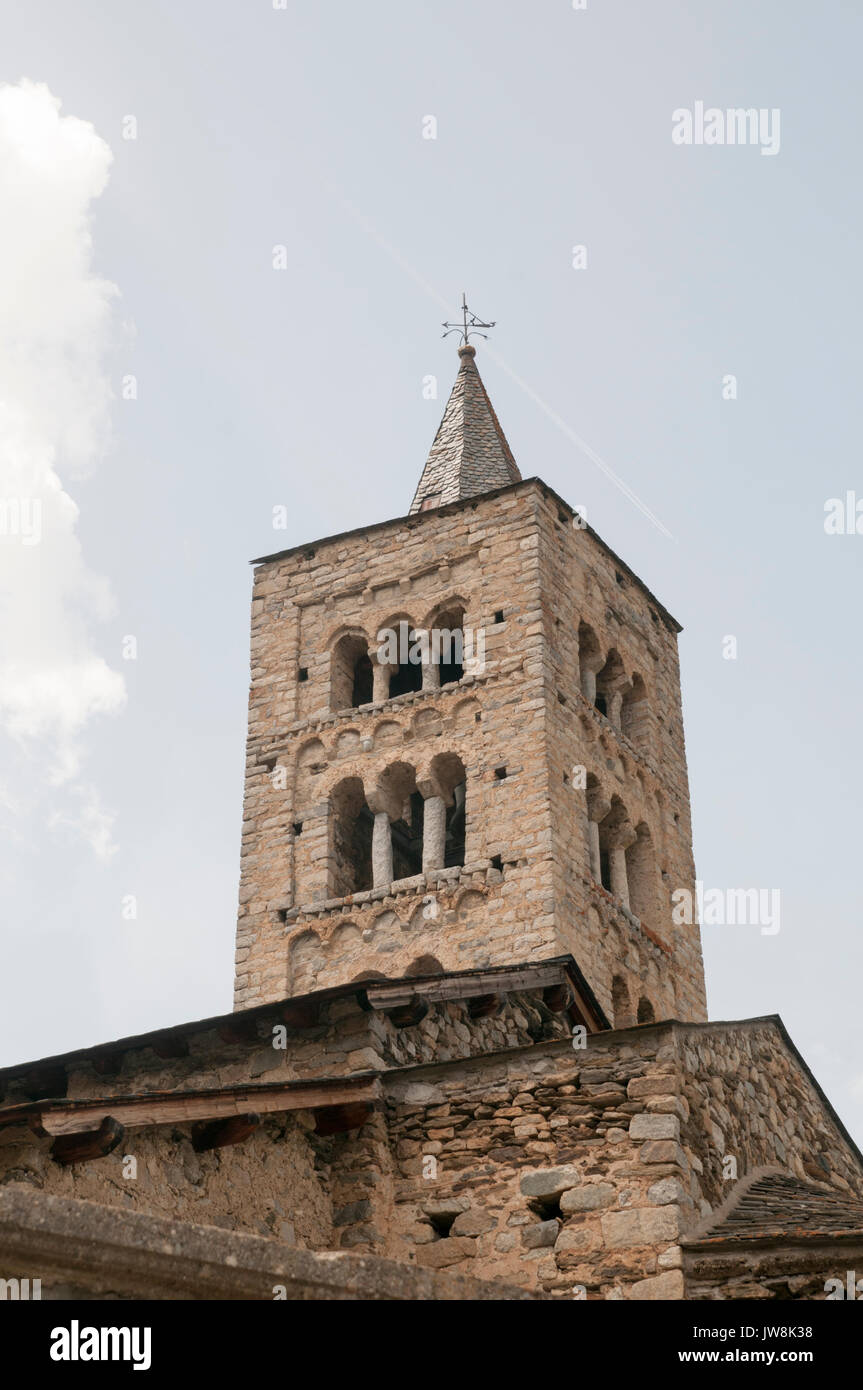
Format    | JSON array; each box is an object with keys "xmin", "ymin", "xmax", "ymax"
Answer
[{"xmin": 442, "ymin": 292, "xmax": 496, "ymax": 346}]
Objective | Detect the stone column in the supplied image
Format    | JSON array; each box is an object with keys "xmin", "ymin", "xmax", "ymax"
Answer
[
  {"xmin": 588, "ymin": 820, "xmax": 601, "ymax": 882},
  {"xmin": 372, "ymin": 660, "xmax": 391, "ymax": 704},
  {"xmin": 606, "ymin": 823, "xmax": 637, "ymax": 908},
  {"xmin": 422, "ymin": 795, "xmax": 447, "ymax": 873},
  {"xmin": 420, "ymin": 631, "xmax": 440, "ymax": 692},
  {"xmin": 580, "ymin": 648, "xmax": 604, "ymax": 704},
  {"xmin": 608, "ymin": 690, "xmax": 624, "ymax": 729},
  {"xmin": 586, "ymin": 784, "xmax": 611, "ymax": 884},
  {"xmin": 609, "ymin": 847, "xmax": 629, "ymax": 907},
  {"xmin": 372, "ymin": 811, "xmax": 393, "ymax": 889}
]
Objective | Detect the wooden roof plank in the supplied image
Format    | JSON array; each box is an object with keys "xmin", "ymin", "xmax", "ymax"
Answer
[{"xmin": 14, "ymin": 1078, "xmax": 382, "ymax": 1138}]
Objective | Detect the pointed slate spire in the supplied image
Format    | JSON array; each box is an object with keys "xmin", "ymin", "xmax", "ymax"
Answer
[{"xmin": 409, "ymin": 344, "xmax": 521, "ymax": 514}]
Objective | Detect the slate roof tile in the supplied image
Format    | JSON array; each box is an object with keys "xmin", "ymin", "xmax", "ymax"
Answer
[{"xmin": 410, "ymin": 345, "xmax": 521, "ymax": 514}]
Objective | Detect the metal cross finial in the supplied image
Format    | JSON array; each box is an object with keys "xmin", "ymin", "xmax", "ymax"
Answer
[{"xmin": 442, "ymin": 292, "xmax": 496, "ymax": 346}]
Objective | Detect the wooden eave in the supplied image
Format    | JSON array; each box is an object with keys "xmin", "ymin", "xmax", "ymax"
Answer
[{"xmin": 0, "ymin": 1073, "xmax": 382, "ymax": 1139}]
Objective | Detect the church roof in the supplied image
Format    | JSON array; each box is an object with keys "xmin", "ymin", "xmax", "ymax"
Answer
[
  {"xmin": 409, "ymin": 344, "xmax": 521, "ymax": 513},
  {"xmin": 682, "ymin": 1168, "xmax": 863, "ymax": 1248},
  {"xmin": 0, "ymin": 954, "xmax": 607, "ymax": 1094}
]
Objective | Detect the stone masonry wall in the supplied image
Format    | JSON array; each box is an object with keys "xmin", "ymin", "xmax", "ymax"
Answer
[
  {"xmin": 1, "ymin": 1015, "xmax": 857, "ymax": 1298},
  {"xmin": 0, "ymin": 987, "xmax": 571, "ymax": 1105},
  {"xmin": 676, "ymin": 1019, "xmax": 863, "ymax": 1209},
  {"xmin": 536, "ymin": 487, "xmax": 706, "ymax": 1026},
  {"xmin": 372, "ymin": 1018, "xmax": 862, "ymax": 1299},
  {"xmin": 0, "ymin": 1116, "xmax": 332, "ymax": 1248},
  {"xmin": 236, "ymin": 485, "xmax": 557, "ymax": 1009},
  {"xmin": 0, "ymin": 985, "xmax": 572, "ymax": 1258}
]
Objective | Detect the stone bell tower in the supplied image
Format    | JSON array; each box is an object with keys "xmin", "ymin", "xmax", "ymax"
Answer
[{"xmin": 233, "ymin": 331, "xmax": 707, "ymax": 1030}]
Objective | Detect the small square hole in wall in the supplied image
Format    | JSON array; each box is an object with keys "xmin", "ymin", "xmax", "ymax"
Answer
[
  {"xmin": 427, "ymin": 1210, "xmax": 457, "ymax": 1237},
  {"xmin": 615, "ymin": 571, "xmax": 625, "ymax": 586},
  {"xmin": 494, "ymin": 766, "xmax": 507, "ymax": 780},
  {"xmin": 292, "ymin": 822, "xmax": 303, "ymax": 837},
  {"xmin": 304, "ymin": 548, "xmax": 316, "ymax": 561},
  {"xmin": 558, "ymin": 509, "xmax": 568, "ymax": 524},
  {"xmin": 298, "ymin": 667, "xmax": 309, "ymax": 682},
  {"xmin": 474, "ymin": 711, "xmax": 482, "ymax": 723},
  {"xmin": 490, "ymin": 855, "xmax": 503, "ymax": 872},
  {"xmin": 494, "ymin": 609, "xmax": 505, "ymax": 624},
  {"xmin": 277, "ymin": 909, "xmax": 288, "ymax": 924},
  {"xmin": 557, "ymin": 692, "xmax": 567, "ymax": 705},
  {"xmin": 529, "ymin": 1194, "xmax": 563, "ymax": 1221}
]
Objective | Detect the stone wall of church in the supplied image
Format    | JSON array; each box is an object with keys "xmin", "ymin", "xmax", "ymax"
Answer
[
  {"xmin": 1, "ymin": 1015, "xmax": 858, "ymax": 1299},
  {"xmin": 0, "ymin": 1115, "xmax": 332, "ymax": 1248},
  {"xmin": 377, "ymin": 1026, "xmax": 691, "ymax": 1298},
  {"xmin": 676, "ymin": 1019, "xmax": 863, "ymax": 1209},
  {"xmin": 0, "ymin": 1184, "xmax": 537, "ymax": 1301},
  {"xmin": 0, "ymin": 985, "xmax": 571, "ymax": 1258},
  {"xmin": 0, "ymin": 986, "xmax": 572, "ymax": 1107},
  {"xmin": 369, "ymin": 1019, "xmax": 862, "ymax": 1299}
]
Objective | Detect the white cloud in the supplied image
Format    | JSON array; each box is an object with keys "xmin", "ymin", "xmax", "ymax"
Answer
[{"xmin": 0, "ymin": 80, "xmax": 125, "ymax": 855}]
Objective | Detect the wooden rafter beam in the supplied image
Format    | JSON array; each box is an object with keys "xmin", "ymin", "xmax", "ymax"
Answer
[
  {"xmin": 385, "ymin": 997, "xmax": 429, "ymax": 1028},
  {"xmin": 279, "ymin": 1000, "xmax": 322, "ymax": 1030},
  {"xmin": 567, "ymin": 982, "xmax": 604, "ymax": 1033},
  {"xmin": 364, "ymin": 963, "xmax": 568, "ymax": 1012},
  {"xmin": 22, "ymin": 1067, "xmax": 67, "ymax": 1102},
  {"xmin": 216, "ymin": 1018, "xmax": 260, "ymax": 1046},
  {"xmin": 467, "ymin": 994, "xmax": 499, "ymax": 1019},
  {"xmin": 8, "ymin": 1077, "xmax": 382, "ymax": 1138},
  {"xmin": 543, "ymin": 983, "xmax": 572, "ymax": 1014},
  {"xmin": 313, "ymin": 1101, "xmax": 374, "ymax": 1136},
  {"xmin": 50, "ymin": 1116, "xmax": 124, "ymax": 1167},
  {"xmin": 191, "ymin": 1112, "xmax": 260, "ymax": 1153}
]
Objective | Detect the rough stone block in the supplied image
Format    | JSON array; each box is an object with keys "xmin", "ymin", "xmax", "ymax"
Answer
[
  {"xmin": 561, "ymin": 1183, "xmax": 615, "ymax": 1213},
  {"xmin": 638, "ymin": 1141, "xmax": 689, "ymax": 1168},
  {"xmin": 627, "ymin": 1076, "xmax": 679, "ymax": 1099},
  {"xmin": 451, "ymin": 1208, "xmax": 496, "ymax": 1237},
  {"xmin": 554, "ymin": 1225, "xmax": 599, "ymax": 1253},
  {"xmin": 647, "ymin": 1178, "xmax": 686, "ymax": 1206},
  {"xmin": 521, "ymin": 1219, "xmax": 560, "ymax": 1249},
  {"xmin": 519, "ymin": 1166, "xmax": 580, "ymax": 1199},
  {"xmin": 629, "ymin": 1114, "xmax": 680, "ymax": 1142},
  {"xmin": 415, "ymin": 1236, "xmax": 477, "ymax": 1268},
  {"xmin": 600, "ymin": 1206, "xmax": 681, "ymax": 1249},
  {"xmin": 627, "ymin": 1270, "xmax": 685, "ymax": 1300}
]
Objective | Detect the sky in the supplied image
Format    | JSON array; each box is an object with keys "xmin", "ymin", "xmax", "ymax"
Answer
[{"xmin": 0, "ymin": 1, "xmax": 861, "ymax": 1143}]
